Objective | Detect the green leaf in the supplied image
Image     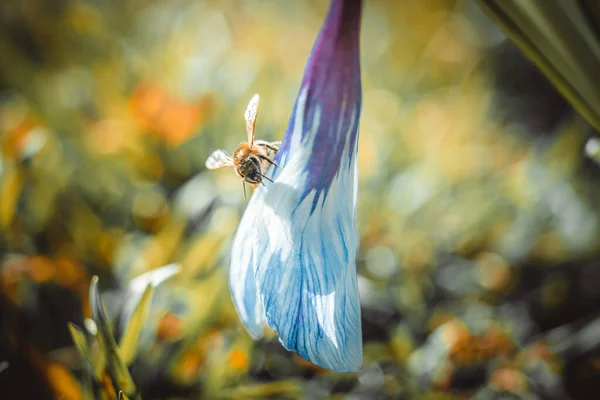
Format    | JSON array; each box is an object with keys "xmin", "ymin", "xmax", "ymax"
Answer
[
  {"xmin": 89, "ymin": 276, "xmax": 141, "ymax": 400},
  {"xmin": 68, "ymin": 323, "xmax": 91, "ymax": 370},
  {"xmin": 68, "ymin": 321, "xmax": 107, "ymax": 381},
  {"xmin": 476, "ymin": 0, "xmax": 600, "ymax": 132},
  {"xmin": 119, "ymin": 283, "xmax": 154, "ymax": 365},
  {"xmin": 67, "ymin": 323, "xmax": 103, "ymax": 400},
  {"xmin": 88, "ymin": 337, "xmax": 108, "ymax": 382}
]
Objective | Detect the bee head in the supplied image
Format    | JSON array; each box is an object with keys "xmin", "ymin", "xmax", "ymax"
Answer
[{"xmin": 239, "ymin": 157, "xmax": 262, "ymax": 184}]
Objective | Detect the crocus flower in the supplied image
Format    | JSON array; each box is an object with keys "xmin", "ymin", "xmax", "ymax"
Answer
[{"xmin": 229, "ymin": 0, "xmax": 363, "ymax": 372}]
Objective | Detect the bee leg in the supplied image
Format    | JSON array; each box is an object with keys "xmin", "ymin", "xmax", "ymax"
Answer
[
  {"xmin": 255, "ymin": 140, "xmax": 280, "ymax": 151},
  {"xmin": 243, "ymin": 181, "xmax": 247, "ymax": 199},
  {"xmin": 256, "ymin": 154, "xmax": 278, "ymax": 167},
  {"xmin": 257, "ymin": 143, "xmax": 280, "ymax": 152},
  {"xmin": 260, "ymin": 173, "xmax": 273, "ymax": 183}
]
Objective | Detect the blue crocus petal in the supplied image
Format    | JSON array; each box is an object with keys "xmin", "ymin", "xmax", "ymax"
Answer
[
  {"xmin": 229, "ymin": 0, "xmax": 363, "ymax": 372},
  {"xmin": 229, "ymin": 236, "xmax": 266, "ymax": 339}
]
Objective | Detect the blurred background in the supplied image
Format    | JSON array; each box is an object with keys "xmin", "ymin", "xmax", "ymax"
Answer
[{"xmin": 1, "ymin": 0, "xmax": 600, "ymax": 399}]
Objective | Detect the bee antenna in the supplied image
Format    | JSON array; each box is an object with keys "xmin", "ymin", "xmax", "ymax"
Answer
[
  {"xmin": 243, "ymin": 181, "xmax": 247, "ymax": 199},
  {"xmin": 261, "ymin": 174, "xmax": 274, "ymax": 183}
]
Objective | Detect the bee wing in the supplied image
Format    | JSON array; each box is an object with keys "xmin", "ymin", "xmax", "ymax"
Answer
[
  {"xmin": 244, "ymin": 94, "xmax": 260, "ymax": 147},
  {"xmin": 205, "ymin": 149, "xmax": 234, "ymax": 169}
]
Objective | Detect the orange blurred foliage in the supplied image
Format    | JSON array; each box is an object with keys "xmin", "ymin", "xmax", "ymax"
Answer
[{"xmin": 129, "ymin": 83, "xmax": 214, "ymax": 147}]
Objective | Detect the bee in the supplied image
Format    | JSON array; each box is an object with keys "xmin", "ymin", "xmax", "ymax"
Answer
[{"xmin": 205, "ymin": 94, "xmax": 281, "ymax": 198}]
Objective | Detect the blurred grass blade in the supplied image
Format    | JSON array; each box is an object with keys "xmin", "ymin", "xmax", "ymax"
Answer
[
  {"xmin": 68, "ymin": 322, "xmax": 106, "ymax": 381},
  {"xmin": 119, "ymin": 283, "xmax": 154, "ymax": 366},
  {"xmin": 476, "ymin": 0, "xmax": 600, "ymax": 131},
  {"xmin": 88, "ymin": 335, "xmax": 108, "ymax": 381},
  {"xmin": 68, "ymin": 323, "xmax": 92, "ymax": 371},
  {"xmin": 89, "ymin": 276, "xmax": 140, "ymax": 399},
  {"xmin": 128, "ymin": 263, "xmax": 180, "ymax": 291},
  {"xmin": 67, "ymin": 323, "xmax": 98, "ymax": 400}
]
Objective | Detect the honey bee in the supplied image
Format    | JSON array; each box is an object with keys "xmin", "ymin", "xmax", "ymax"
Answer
[{"xmin": 205, "ymin": 94, "xmax": 281, "ymax": 198}]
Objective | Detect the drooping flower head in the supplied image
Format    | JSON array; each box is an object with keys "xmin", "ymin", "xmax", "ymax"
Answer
[{"xmin": 229, "ymin": 0, "xmax": 363, "ymax": 372}]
